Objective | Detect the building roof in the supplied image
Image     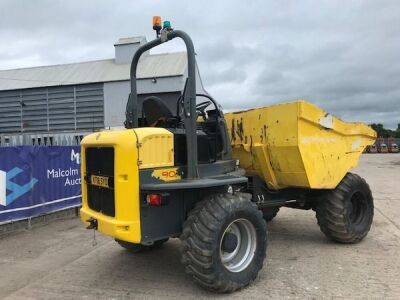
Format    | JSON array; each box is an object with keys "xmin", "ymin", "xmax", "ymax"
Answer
[
  {"xmin": 0, "ymin": 52, "xmax": 187, "ymax": 91},
  {"xmin": 115, "ymin": 36, "xmax": 146, "ymax": 45}
]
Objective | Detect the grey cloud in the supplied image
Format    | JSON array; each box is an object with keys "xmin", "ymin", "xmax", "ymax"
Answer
[{"xmin": 0, "ymin": 0, "xmax": 399, "ymax": 128}]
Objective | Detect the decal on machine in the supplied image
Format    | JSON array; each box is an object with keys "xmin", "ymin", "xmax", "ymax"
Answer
[{"xmin": 151, "ymin": 168, "xmax": 181, "ymax": 182}]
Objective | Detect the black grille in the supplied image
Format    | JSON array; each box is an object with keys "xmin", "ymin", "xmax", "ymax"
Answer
[
  {"xmin": 85, "ymin": 147, "xmax": 115, "ymax": 217},
  {"xmin": 86, "ymin": 185, "xmax": 115, "ymax": 217},
  {"xmin": 86, "ymin": 147, "xmax": 114, "ymax": 176}
]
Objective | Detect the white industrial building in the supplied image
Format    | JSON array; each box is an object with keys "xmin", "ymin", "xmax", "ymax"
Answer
[{"xmin": 0, "ymin": 36, "xmax": 205, "ymax": 145}]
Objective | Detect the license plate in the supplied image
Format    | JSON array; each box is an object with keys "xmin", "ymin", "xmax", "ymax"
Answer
[{"xmin": 90, "ymin": 175, "xmax": 109, "ymax": 188}]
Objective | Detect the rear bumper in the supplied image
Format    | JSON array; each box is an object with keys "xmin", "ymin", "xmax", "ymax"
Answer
[{"xmin": 81, "ymin": 206, "xmax": 141, "ymax": 243}]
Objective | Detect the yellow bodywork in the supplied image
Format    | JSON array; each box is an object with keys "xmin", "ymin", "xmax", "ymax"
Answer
[
  {"xmin": 80, "ymin": 127, "xmax": 174, "ymax": 243},
  {"xmin": 224, "ymin": 100, "xmax": 376, "ymax": 189},
  {"xmin": 135, "ymin": 128, "xmax": 174, "ymax": 169}
]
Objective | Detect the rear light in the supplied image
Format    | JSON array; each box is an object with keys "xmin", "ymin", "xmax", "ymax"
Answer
[{"xmin": 146, "ymin": 194, "xmax": 164, "ymax": 206}]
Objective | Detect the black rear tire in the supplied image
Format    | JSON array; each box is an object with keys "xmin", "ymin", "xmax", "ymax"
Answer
[
  {"xmin": 180, "ymin": 192, "xmax": 267, "ymax": 293},
  {"xmin": 261, "ymin": 207, "xmax": 280, "ymax": 222},
  {"xmin": 315, "ymin": 173, "xmax": 374, "ymax": 243},
  {"xmin": 115, "ymin": 238, "xmax": 169, "ymax": 253}
]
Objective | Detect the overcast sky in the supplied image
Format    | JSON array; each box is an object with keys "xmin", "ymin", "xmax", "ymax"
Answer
[{"xmin": 0, "ymin": 0, "xmax": 399, "ymax": 128}]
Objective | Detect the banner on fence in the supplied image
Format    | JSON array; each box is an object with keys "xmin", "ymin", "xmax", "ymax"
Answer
[{"xmin": 0, "ymin": 146, "xmax": 81, "ymax": 224}]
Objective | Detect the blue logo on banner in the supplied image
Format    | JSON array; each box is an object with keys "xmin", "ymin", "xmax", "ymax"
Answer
[{"xmin": 0, "ymin": 167, "xmax": 38, "ymax": 206}]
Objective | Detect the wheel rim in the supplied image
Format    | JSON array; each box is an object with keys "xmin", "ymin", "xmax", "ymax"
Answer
[
  {"xmin": 349, "ymin": 191, "xmax": 367, "ymax": 225},
  {"xmin": 220, "ymin": 218, "xmax": 257, "ymax": 273}
]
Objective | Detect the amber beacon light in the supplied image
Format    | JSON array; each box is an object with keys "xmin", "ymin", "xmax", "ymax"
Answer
[{"xmin": 153, "ymin": 16, "xmax": 162, "ymax": 37}]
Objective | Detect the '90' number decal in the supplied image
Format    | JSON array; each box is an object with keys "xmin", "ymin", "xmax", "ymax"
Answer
[{"xmin": 151, "ymin": 168, "xmax": 181, "ymax": 182}]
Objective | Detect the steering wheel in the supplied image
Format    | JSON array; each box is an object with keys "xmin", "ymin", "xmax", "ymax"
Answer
[{"xmin": 196, "ymin": 100, "xmax": 212, "ymax": 120}]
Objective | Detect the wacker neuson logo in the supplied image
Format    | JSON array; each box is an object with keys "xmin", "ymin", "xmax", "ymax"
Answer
[{"xmin": 0, "ymin": 168, "xmax": 38, "ymax": 207}]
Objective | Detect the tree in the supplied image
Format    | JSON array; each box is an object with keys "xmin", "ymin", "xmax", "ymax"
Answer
[{"xmin": 369, "ymin": 123, "xmax": 399, "ymax": 138}]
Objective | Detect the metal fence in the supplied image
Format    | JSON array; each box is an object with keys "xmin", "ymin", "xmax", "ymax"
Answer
[{"xmin": 0, "ymin": 131, "xmax": 92, "ymax": 146}]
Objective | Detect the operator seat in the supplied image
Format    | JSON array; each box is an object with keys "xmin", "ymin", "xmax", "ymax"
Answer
[{"xmin": 143, "ymin": 96, "xmax": 173, "ymax": 127}]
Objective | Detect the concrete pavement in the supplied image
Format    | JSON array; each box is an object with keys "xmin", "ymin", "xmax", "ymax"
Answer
[{"xmin": 1, "ymin": 154, "xmax": 399, "ymax": 299}]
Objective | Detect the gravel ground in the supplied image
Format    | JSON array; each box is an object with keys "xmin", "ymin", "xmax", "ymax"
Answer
[{"xmin": 0, "ymin": 154, "xmax": 399, "ymax": 299}]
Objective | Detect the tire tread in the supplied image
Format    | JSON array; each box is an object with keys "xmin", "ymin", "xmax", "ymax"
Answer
[
  {"xmin": 180, "ymin": 192, "xmax": 267, "ymax": 292},
  {"xmin": 316, "ymin": 173, "xmax": 374, "ymax": 243}
]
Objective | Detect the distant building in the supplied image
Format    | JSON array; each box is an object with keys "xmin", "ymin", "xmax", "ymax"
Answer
[{"xmin": 0, "ymin": 36, "xmax": 205, "ymax": 145}]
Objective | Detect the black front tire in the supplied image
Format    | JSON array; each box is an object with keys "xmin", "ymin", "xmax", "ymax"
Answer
[
  {"xmin": 180, "ymin": 192, "xmax": 267, "ymax": 293},
  {"xmin": 315, "ymin": 173, "xmax": 374, "ymax": 243},
  {"xmin": 115, "ymin": 238, "xmax": 169, "ymax": 253}
]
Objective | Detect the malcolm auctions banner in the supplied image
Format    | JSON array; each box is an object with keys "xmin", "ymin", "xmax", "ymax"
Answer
[{"xmin": 0, "ymin": 146, "xmax": 82, "ymax": 224}]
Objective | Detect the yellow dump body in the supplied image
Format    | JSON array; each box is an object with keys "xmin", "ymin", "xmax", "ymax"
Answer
[{"xmin": 224, "ymin": 100, "xmax": 376, "ymax": 190}]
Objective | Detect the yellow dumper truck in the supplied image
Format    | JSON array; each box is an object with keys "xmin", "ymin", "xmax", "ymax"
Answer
[{"xmin": 80, "ymin": 20, "xmax": 376, "ymax": 292}]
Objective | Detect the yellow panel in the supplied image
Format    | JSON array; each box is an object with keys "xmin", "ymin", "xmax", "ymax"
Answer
[
  {"xmin": 224, "ymin": 100, "xmax": 376, "ymax": 189},
  {"xmin": 80, "ymin": 129, "xmax": 141, "ymax": 243},
  {"xmin": 133, "ymin": 128, "xmax": 174, "ymax": 169}
]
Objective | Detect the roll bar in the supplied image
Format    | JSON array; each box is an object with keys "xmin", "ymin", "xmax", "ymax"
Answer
[{"xmin": 124, "ymin": 29, "xmax": 199, "ymax": 179}]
